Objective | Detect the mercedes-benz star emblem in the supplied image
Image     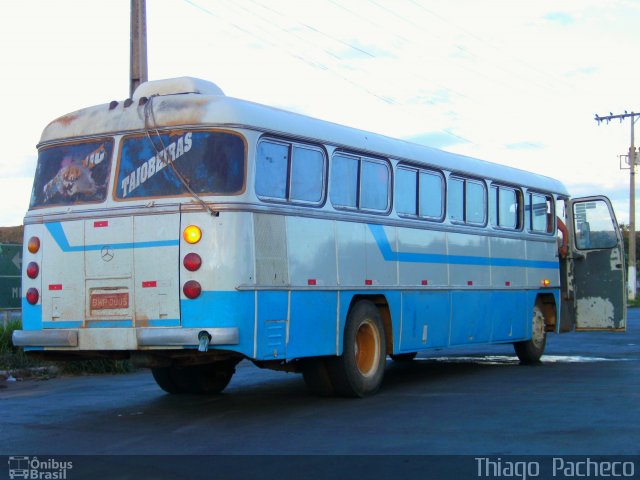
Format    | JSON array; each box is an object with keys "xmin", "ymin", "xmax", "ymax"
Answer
[{"xmin": 101, "ymin": 246, "xmax": 114, "ymax": 262}]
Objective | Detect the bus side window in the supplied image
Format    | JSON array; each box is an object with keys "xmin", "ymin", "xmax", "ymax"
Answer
[
  {"xmin": 331, "ymin": 154, "xmax": 390, "ymax": 212},
  {"xmin": 396, "ymin": 166, "xmax": 444, "ymax": 220},
  {"xmin": 360, "ymin": 159, "xmax": 389, "ymax": 211},
  {"xmin": 291, "ymin": 146, "xmax": 324, "ymax": 203},
  {"xmin": 256, "ymin": 139, "xmax": 326, "ymax": 205},
  {"xmin": 528, "ymin": 192, "xmax": 553, "ymax": 234},
  {"xmin": 396, "ymin": 167, "xmax": 418, "ymax": 216},
  {"xmin": 449, "ymin": 176, "xmax": 486, "ymax": 225},
  {"xmin": 490, "ymin": 185, "xmax": 520, "ymax": 229},
  {"xmin": 256, "ymin": 140, "xmax": 289, "ymax": 199},
  {"xmin": 331, "ymin": 154, "xmax": 358, "ymax": 208}
]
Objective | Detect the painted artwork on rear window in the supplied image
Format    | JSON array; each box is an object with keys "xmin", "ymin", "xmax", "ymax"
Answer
[
  {"xmin": 116, "ymin": 131, "xmax": 245, "ymax": 200},
  {"xmin": 30, "ymin": 139, "xmax": 114, "ymax": 208}
]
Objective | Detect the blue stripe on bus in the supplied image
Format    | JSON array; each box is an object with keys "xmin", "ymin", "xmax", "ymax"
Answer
[
  {"xmin": 86, "ymin": 320, "xmax": 133, "ymax": 328},
  {"xmin": 43, "ymin": 321, "xmax": 83, "ymax": 329},
  {"xmin": 146, "ymin": 319, "xmax": 181, "ymax": 327},
  {"xmin": 45, "ymin": 222, "xmax": 179, "ymax": 252},
  {"xmin": 367, "ymin": 224, "xmax": 559, "ymax": 269}
]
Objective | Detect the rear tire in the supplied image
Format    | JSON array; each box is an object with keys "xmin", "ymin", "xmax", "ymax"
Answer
[
  {"xmin": 151, "ymin": 362, "xmax": 236, "ymax": 394},
  {"xmin": 514, "ymin": 306, "xmax": 546, "ymax": 364},
  {"xmin": 327, "ymin": 300, "xmax": 386, "ymax": 397}
]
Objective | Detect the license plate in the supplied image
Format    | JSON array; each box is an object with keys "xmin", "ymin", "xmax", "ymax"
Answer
[{"xmin": 90, "ymin": 292, "xmax": 129, "ymax": 310}]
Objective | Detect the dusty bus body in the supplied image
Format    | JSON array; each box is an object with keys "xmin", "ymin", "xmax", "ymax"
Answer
[{"xmin": 13, "ymin": 78, "xmax": 626, "ymax": 397}]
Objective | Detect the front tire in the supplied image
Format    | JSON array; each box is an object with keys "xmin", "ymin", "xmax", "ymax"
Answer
[
  {"xmin": 514, "ymin": 306, "xmax": 546, "ymax": 364},
  {"xmin": 327, "ymin": 300, "xmax": 386, "ymax": 397},
  {"xmin": 151, "ymin": 361, "xmax": 236, "ymax": 394}
]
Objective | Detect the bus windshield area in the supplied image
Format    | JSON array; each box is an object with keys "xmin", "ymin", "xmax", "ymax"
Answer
[
  {"xmin": 115, "ymin": 130, "xmax": 245, "ymax": 200},
  {"xmin": 30, "ymin": 139, "xmax": 114, "ymax": 208}
]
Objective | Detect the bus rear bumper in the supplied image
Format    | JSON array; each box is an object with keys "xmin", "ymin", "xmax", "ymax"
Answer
[{"xmin": 12, "ymin": 327, "xmax": 240, "ymax": 349}]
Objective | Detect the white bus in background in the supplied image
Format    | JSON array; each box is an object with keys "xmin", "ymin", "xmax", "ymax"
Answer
[{"xmin": 13, "ymin": 77, "xmax": 626, "ymax": 397}]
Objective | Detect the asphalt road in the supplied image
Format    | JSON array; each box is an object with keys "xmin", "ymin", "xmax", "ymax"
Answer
[{"xmin": 1, "ymin": 309, "xmax": 638, "ymax": 476}]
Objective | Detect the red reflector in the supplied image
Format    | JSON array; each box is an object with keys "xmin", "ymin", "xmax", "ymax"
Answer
[
  {"xmin": 467, "ymin": 281, "xmax": 473, "ymax": 286},
  {"xmin": 421, "ymin": 280, "xmax": 428, "ymax": 286},
  {"xmin": 26, "ymin": 262, "xmax": 39, "ymax": 279},
  {"xmin": 183, "ymin": 253, "xmax": 202, "ymax": 272},
  {"xmin": 505, "ymin": 281, "xmax": 511, "ymax": 286},
  {"xmin": 26, "ymin": 288, "xmax": 39, "ymax": 305},
  {"xmin": 94, "ymin": 221, "xmax": 108, "ymax": 228},
  {"xmin": 49, "ymin": 284, "xmax": 62, "ymax": 291},
  {"xmin": 308, "ymin": 279, "xmax": 317, "ymax": 286},
  {"xmin": 183, "ymin": 280, "xmax": 201, "ymax": 299},
  {"xmin": 142, "ymin": 281, "xmax": 157, "ymax": 288},
  {"xmin": 365, "ymin": 279, "xmax": 373, "ymax": 286}
]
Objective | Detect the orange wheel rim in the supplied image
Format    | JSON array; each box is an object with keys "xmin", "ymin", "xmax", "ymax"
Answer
[{"xmin": 355, "ymin": 320, "xmax": 380, "ymax": 377}]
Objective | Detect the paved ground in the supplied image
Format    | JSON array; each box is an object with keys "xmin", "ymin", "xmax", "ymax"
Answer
[{"xmin": 1, "ymin": 310, "xmax": 638, "ymax": 469}]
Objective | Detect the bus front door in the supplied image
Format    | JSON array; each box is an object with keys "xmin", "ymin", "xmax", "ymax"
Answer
[{"xmin": 567, "ymin": 196, "xmax": 626, "ymax": 331}]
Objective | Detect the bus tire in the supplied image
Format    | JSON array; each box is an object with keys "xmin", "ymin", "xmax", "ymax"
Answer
[
  {"xmin": 301, "ymin": 358, "xmax": 335, "ymax": 396},
  {"xmin": 151, "ymin": 363, "xmax": 235, "ymax": 394},
  {"xmin": 390, "ymin": 352, "xmax": 417, "ymax": 362},
  {"xmin": 514, "ymin": 306, "xmax": 546, "ymax": 364},
  {"xmin": 327, "ymin": 300, "xmax": 386, "ymax": 398}
]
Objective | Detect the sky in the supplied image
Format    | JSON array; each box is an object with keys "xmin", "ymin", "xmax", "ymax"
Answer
[{"xmin": 1, "ymin": 0, "xmax": 639, "ymax": 226}]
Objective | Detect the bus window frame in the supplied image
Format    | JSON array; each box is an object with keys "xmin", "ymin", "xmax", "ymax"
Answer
[
  {"xmin": 255, "ymin": 137, "xmax": 327, "ymax": 207},
  {"xmin": 395, "ymin": 163, "xmax": 445, "ymax": 222},
  {"xmin": 448, "ymin": 174, "xmax": 488, "ymax": 227},
  {"xmin": 112, "ymin": 128, "xmax": 248, "ymax": 202},
  {"xmin": 330, "ymin": 151, "xmax": 392, "ymax": 216},
  {"xmin": 30, "ymin": 136, "xmax": 115, "ymax": 210},
  {"xmin": 526, "ymin": 190, "xmax": 555, "ymax": 235},
  {"xmin": 489, "ymin": 183, "xmax": 523, "ymax": 232}
]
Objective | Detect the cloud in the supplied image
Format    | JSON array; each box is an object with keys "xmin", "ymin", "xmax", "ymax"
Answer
[
  {"xmin": 406, "ymin": 131, "xmax": 469, "ymax": 149},
  {"xmin": 543, "ymin": 12, "xmax": 575, "ymax": 25}
]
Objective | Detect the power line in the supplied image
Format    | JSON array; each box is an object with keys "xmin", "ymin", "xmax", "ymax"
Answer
[{"xmin": 595, "ymin": 110, "xmax": 640, "ymax": 301}]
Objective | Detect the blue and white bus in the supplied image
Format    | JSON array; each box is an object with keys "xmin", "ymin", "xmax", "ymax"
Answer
[{"xmin": 13, "ymin": 77, "xmax": 626, "ymax": 397}]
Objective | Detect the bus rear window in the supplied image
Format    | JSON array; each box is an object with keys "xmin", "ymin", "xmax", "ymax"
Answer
[
  {"xmin": 30, "ymin": 139, "xmax": 114, "ymax": 208},
  {"xmin": 116, "ymin": 131, "xmax": 245, "ymax": 200}
]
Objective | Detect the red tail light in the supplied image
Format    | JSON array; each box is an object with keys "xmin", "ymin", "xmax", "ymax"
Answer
[
  {"xmin": 26, "ymin": 288, "xmax": 39, "ymax": 305},
  {"xmin": 183, "ymin": 280, "xmax": 202, "ymax": 299},
  {"xmin": 183, "ymin": 253, "xmax": 202, "ymax": 272},
  {"xmin": 26, "ymin": 262, "xmax": 39, "ymax": 279}
]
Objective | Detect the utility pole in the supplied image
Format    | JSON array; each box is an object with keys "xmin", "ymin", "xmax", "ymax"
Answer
[
  {"xmin": 595, "ymin": 111, "xmax": 639, "ymax": 301},
  {"xmin": 130, "ymin": 0, "xmax": 148, "ymax": 97}
]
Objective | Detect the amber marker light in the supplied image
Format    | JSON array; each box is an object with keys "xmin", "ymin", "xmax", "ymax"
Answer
[
  {"xmin": 28, "ymin": 236, "xmax": 41, "ymax": 254},
  {"xmin": 183, "ymin": 225, "xmax": 202, "ymax": 244},
  {"xmin": 541, "ymin": 279, "xmax": 551, "ymax": 287}
]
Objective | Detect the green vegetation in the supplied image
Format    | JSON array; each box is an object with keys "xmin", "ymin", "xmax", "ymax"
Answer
[{"xmin": 0, "ymin": 317, "xmax": 41, "ymax": 371}]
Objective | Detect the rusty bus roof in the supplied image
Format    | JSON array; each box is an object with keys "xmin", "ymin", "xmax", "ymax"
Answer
[{"xmin": 39, "ymin": 77, "xmax": 569, "ymax": 196}]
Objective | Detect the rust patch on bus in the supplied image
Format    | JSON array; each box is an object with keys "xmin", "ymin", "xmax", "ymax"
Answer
[
  {"xmin": 51, "ymin": 113, "xmax": 79, "ymax": 126},
  {"xmin": 135, "ymin": 315, "xmax": 150, "ymax": 328}
]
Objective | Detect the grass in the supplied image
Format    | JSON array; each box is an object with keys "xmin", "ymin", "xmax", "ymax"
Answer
[
  {"xmin": 0, "ymin": 318, "xmax": 41, "ymax": 371},
  {"xmin": 1, "ymin": 318, "xmax": 135, "ymax": 376}
]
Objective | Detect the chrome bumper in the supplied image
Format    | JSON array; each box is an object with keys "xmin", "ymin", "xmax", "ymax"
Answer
[{"xmin": 12, "ymin": 327, "xmax": 240, "ymax": 348}]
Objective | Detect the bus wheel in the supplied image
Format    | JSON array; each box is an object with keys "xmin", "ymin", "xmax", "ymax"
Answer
[
  {"xmin": 328, "ymin": 300, "xmax": 386, "ymax": 397},
  {"xmin": 390, "ymin": 352, "xmax": 417, "ymax": 362},
  {"xmin": 301, "ymin": 358, "xmax": 335, "ymax": 396},
  {"xmin": 513, "ymin": 306, "xmax": 546, "ymax": 364},
  {"xmin": 151, "ymin": 363, "xmax": 235, "ymax": 394}
]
